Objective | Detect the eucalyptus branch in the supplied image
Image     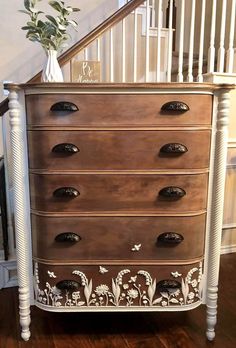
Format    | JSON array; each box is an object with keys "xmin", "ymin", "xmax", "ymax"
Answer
[{"xmin": 20, "ymin": 0, "xmax": 80, "ymax": 52}]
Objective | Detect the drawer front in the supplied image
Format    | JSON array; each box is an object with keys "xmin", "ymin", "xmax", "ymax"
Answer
[
  {"xmin": 28, "ymin": 130, "xmax": 211, "ymax": 170},
  {"xmin": 32, "ymin": 214, "xmax": 206, "ymax": 261},
  {"xmin": 26, "ymin": 94, "xmax": 212, "ymax": 127},
  {"xmin": 30, "ymin": 173, "xmax": 208, "ymax": 213},
  {"xmin": 34, "ymin": 261, "xmax": 203, "ymax": 309}
]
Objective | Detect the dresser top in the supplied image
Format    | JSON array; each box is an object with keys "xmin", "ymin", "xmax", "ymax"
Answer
[{"xmin": 4, "ymin": 82, "xmax": 235, "ymax": 94}]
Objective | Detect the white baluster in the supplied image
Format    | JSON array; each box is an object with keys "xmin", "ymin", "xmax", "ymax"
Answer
[
  {"xmin": 156, "ymin": 0, "xmax": 163, "ymax": 82},
  {"xmin": 84, "ymin": 47, "xmax": 88, "ymax": 61},
  {"xmin": 133, "ymin": 8, "xmax": 138, "ymax": 82},
  {"xmin": 110, "ymin": 28, "xmax": 114, "ymax": 82},
  {"xmin": 151, "ymin": 0, "xmax": 156, "ymax": 28},
  {"xmin": 97, "ymin": 37, "xmax": 101, "ymax": 61},
  {"xmin": 226, "ymin": 0, "xmax": 236, "ymax": 73},
  {"xmin": 197, "ymin": 0, "xmax": 206, "ymax": 82},
  {"xmin": 187, "ymin": 0, "xmax": 196, "ymax": 82},
  {"xmin": 145, "ymin": 0, "xmax": 150, "ymax": 82},
  {"xmin": 208, "ymin": 0, "xmax": 217, "ymax": 73},
  {"xmin": 217, "ymin": 0, "xmax": 227, "ymax": 73},
  {"xmin": 167, "ymin": 0, "xmax": 173, "ymax": 82},
  {"xmin": 122, "ymin": 18, "xmax": 126, "ymax": 82},
  {"xmin": 177, "ymin": 0, "xmax": 185, "ymax": 82}
]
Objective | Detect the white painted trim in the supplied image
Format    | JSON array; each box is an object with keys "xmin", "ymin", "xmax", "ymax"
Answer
[
  {"xmin": 228, "ymin": 138, "xmax": 236, "ymax": 147},
  {"xmin": 222, "ymin": 223, "xmax": 236, "ymax": 230},
  {"xmin": 0, "ymin": 259, "xmax": 17, "ymax": 289},
  {"xmin": 221, "ymin": 244, "xmax": 236, "ymax": 255},
  {"xmin": 24, "ymin": 88, "xmax": 214, "ymax": 95},
  {"xmin": 35, "ymin": 300, "xmax": 203, "ymax": 313},
  {"xmin": 204, "ymin": 72, "xmax": 236, "ymax": 84}
]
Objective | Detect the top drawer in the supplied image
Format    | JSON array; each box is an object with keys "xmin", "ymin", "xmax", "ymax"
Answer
[{"xmin": 26, "ymin": 94, "xmax": 212, "ymax": 127}]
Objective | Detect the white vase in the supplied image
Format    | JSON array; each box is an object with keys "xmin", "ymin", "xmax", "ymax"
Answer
[{"xmin": 41, "ymin": 49, "xmax": 64, "ymax": 82}]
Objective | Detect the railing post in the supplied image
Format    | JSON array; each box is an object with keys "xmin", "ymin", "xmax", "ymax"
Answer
[
  {"xmin": 226, "ymin": 0, "xmax": 236, "ymax": 73},
  {"xmin": 208, "ymin": 0, "xmax": 217, "ymax": 73},
  {"xmin": 197, "ymin": 0, "xmax": 206, "ymax": 82},
  {"xmin": 177, "ymin": 0, "xmax": 185, "ymax": 82},
  {"xmin": 187, "ymin": 0, "xmax": 196, "ymax": 82},
  {"xmin": 217, "ymin": 0, "xmax": 227, "ymax": 73}
]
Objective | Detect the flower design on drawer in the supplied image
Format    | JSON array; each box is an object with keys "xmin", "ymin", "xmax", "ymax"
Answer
[{"xmin": 34, "ymin": 262, "xmax": 203, "ymax": 309}]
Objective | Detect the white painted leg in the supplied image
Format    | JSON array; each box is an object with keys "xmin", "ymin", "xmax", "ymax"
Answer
[
  {"xmin": 19, "ymin": 287, "xmax": 31, "ymax": 341},
  {"xmin": 206, "ymin": 90, "xmax": 230, "ymax": 340},
  {"xmin": 8, "ymin": 88, "xmax": 31, "ymax": 341}
]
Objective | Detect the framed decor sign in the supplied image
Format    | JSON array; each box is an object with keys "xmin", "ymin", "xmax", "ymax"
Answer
[{"xmin": 71, "ymin": 60, "xmax": 101, "ymax": 82}]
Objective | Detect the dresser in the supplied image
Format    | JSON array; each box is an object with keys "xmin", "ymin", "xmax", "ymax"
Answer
[{"xmin": 6, "ymin": 83, "xmax": 232, "ymax": 341}]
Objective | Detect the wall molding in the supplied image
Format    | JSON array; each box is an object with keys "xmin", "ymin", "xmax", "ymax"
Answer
[
  {"xmin": 0, "ymin": 258, "xmax": 17, "ymax": 289},
  {"xmin": 221, "ymin": 244, "xmax": 236, "ymax": 255},
  {"xmin": 222, "ymin": 223, "xmax": 236, "ymax": 230},
  {"xmin": 228, "ymin": 138, "xmax": 236, "ymax": 148}
]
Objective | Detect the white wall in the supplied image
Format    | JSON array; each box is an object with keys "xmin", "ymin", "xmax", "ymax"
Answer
[{"xmin": 0, "ymin": 0, "xmax": 118, "ymax": 155}]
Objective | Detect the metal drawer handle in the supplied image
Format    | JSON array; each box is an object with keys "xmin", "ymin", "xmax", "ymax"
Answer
[
  {"xmin": 53, "ymin": 187, "xmax": 80, "ymax": 198},
  {"xmin": 50, "ymin": 101, "xmax": 79, "ymax": 112},
  {"xmin": 56, "ymin": 280, "xmax": 81, "ymax": 291},
  {"xmin": 157, "ymin": 232, "xmax": 184, "ymax": 244},
  {"xmin": 156, "ymin": 279, "xmax": 181, "ymax": 293},
  {"xmin": 52, "ymin": 143, "xmax": 79, "ymax": 154},
  {"xmin": 161, "ymin": 101, "xmax": 189, "ymax": 112},
  {"xmin": 55, "ymin": 232, "xmax": 81, "ymax": 243},
  {"xmin": 160, "ymin": 143, "xmax": 188, "ymax": 154},
  {"xmin": 159, "ymin": 186, "xmax": 186, "ymax": 198}
]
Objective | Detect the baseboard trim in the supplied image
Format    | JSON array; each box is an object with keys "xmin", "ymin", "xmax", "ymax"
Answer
[
  {"xmin": 221, "ymin": 244, "xmax": 236, "ymax": 255},
  {"xmin": 0, "ymin": 259, "xmax": 17, "ymax": 289}
]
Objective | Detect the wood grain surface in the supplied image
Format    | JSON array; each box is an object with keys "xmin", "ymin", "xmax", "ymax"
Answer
[
  {"xmin": 32, "ymin": 214, "xmax": 206, "ymax": 261},
  {"xmin": 27, "ymin": 130, "xmax": 211, "ymax": 171},
  {"xmin": 25, "ymin": 94, "xmax": 212, "ymax": 127},
  {"xmin": 29, "ymin": 173, "xmax": 208, "ymax": 213}
]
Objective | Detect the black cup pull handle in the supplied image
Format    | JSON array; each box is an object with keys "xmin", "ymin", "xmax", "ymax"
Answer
[
  {"xmin": 160, "ymin": 143, "xmax": 188, "ymax": 154},
  {"xmin": 161, "ymin": 101, "xmax": 189, "ymax": 113},
  {"xmin": 52, "ymin": 143, "xmax": 79, "ymax": 154},
  {"xmin": 157, "ymin": 232, "xmax": 184, "ymax": 244},
  {"xmin": 56, "ymin": 280, "xmax": 81, "ymax": 291},
  {"xmin": 50, "ymin": 101, "xmax": 79, "ymax": 112},
  {"xmin": 53, "ymin": 187, "xmax": 80, "ymax": 198},
  {"xmin": 157, "ymin": 279, "xmax": 181, "ymax": 293},
  {"xmin": 55, "ymin": 232, "xmax": 81, "ymax": 243},
  {"xmin": 159, "ymin": 186, "xmax": 186, "ymax": 198}
]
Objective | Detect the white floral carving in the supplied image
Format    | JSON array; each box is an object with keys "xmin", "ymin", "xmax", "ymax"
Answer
[
  {"xmin": 171, "ymin": 271, "xmax": 182, "ymax": 278},
  {"xmin": 99, "ymin": 266, "xmax": 108, "ymax": 274},
  {"xmin": 131, "ymin": 244, "xmax": 142, "ymax": 251},
  {"xmin": 34, "ymin": 262, "xmax": 203, "ymax": 308},
  {"xmin": 48, "ymin": 271, "xmax": 57, "ymax": 278}
]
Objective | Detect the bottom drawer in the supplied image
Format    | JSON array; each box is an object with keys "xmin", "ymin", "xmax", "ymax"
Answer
[{"xmin": 34, "ymin": 261, "xmax": 203, "ymax": 309}]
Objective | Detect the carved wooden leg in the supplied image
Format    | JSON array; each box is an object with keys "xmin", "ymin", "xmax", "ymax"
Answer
[
  {"xmin": 8, "ymin": 89, "xmax": 31, "ymax": 341},
  {"xmin": 206, "ymin": 90, "xmax": 230, "ymax": 340}
]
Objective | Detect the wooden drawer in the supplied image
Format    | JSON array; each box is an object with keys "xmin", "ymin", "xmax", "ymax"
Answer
[
  {"xmin": 32, "ymin": 214, "xmax": 206, "ymax": 261},
  {"xmin": 28, "ymin": 130, "xmax": 211, "ymax": 170},
  {"xmin": 30, "ymin": 173, "xmax": 208, "ymax": 213},
  {"xmin": 26, "ymin": 94, "xmax": 212, "ymax": 127},
  {"xmin": 34, "ymin": 260, "xmax": 203, "ymax": 309}
]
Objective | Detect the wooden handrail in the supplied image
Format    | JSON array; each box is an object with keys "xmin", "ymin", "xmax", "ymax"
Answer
[
  {"xmin": 0, "ymin": 98, "xmax": 9, "ymax": 117},
  {"xmin": 29, "ymin": 0, "xmax": 145, "ymax": 83},
  {"xmin": 0, "ymin": 0, "xmax": 144, "ymax": 116}
]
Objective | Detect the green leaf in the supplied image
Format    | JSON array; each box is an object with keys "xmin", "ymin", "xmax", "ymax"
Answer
[
  {"xmin": 24, "ymin": 0, "xmax": 30, "ymax": 11},
  {"xmin": 45, "ymin": 15, "xmax": 58, "ymax": 27},
  {"xmin": 19, "ymin": 10, "xmax": 31, "ymax": 15},
  {"xmin": 72, "ymin": 8, "xmax": 80, "ymax": 12},
  {"xmin": 21, "ymin": 26, "xmax": 32, "ymax": 30},
  {"xmin": 68, "ymin": 20, "xmax": 78, "ymax": 27},
  {"xmin": 49, "ymin": 1, "xmax": 62, "ymax": 12}
]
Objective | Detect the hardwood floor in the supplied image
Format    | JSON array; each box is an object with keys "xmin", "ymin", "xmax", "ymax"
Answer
[{"xmin": 1, "ymin": 253, "xmax": 236, "ymax": 348}]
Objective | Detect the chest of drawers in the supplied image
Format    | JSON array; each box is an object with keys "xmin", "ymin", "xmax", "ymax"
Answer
[{"xmin": 6, "ymin": 83, "xmax": 232, "ymax": 341}]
